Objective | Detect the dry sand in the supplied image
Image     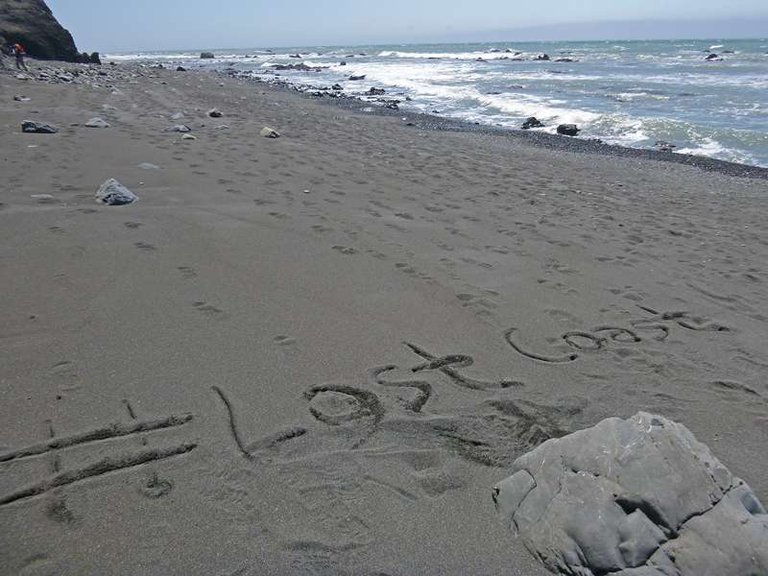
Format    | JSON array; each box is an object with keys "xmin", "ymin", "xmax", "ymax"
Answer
[{"xmin": 1, "ymin": 62, "xmax": 767, "ymax": 575}]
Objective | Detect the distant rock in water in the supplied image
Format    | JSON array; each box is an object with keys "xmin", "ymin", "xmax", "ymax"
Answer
[
  {"xmin": 705, "ymin": 53, "xmax": 723, "ymax": 61},
  {"xmin": 521, "ymin": 117, "xmax": 544, "ymax": 129},
  {"xmin": 655, "ymin": 141, "xmax": 677, "ymax": 153},
  {"xmin": 557, "ymin": 124, "xmax": 580, "ymax": 136},
  {"xmin": 96, "ymin": 179, "xmax": 138, "ymax": 206},
  {"xmin": 0, "ymin": 0, "xmax": 81, "ymax": 61},
  {"xmin": 200, "ymin": 52, "xmax": 214, "ymax": 59},
  {"xmin": 534, "ymin": 53, "xmax": 551, "ymax": 61}
]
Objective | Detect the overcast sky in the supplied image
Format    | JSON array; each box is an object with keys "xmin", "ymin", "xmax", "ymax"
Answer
[{"xmin": 46, "ymin": 0, "xmax": 768, "ymax": 52}]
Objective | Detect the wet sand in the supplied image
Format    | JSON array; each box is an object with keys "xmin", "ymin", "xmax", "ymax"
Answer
[{"xmin": 1, "ymin": 62, "xmax": 767, "ymax": 575}]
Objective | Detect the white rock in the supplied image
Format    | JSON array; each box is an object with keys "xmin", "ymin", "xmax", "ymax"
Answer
[
  {"xmin": 260, "ymin": 127, "xmax": 280, "ymax": 138},
  {"xmin": 85, "ymin": 117, "xmax": 110, "ymax": 128}
]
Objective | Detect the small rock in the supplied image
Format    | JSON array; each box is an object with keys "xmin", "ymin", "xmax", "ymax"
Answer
[
  {"xmin": 655, "ymin": 141, "xmax": 677, "ymax": 152},
  {"xmin": 207, "ymin": 108, "xmax": 223, "ymax": 118},
  {"xmin": 200, "ymin": 52, "xmax": 215, "ymax": 59},
  {"xmin": 260, "ymin": 127, "xmax": 280, "ymax": 138},
  {"xmin": 181, "ymin": 134, "xmax": 197, "ymax": 140},
  {"xmin": 166, "ymin": 125, "xmax": 191, "ymax": 133},
  {"xmin": 521, "ymin": 117, "xmax": 544, "ymax": 129},
  {"xmin": 22, "ymin": 121, "xmax": 58, "ymax": 134},
  {"xmin": 176, "ymin": 66, "xmax": 187, "ymax": 72},
  {"xmin": 348, "ymin": 74, "xmax": 366, "ymax": 81},
  {"xmin": 96, "ymin": 178, "xmax": 138, "ymax": 205},
  {"xmin": 331, "ymin": 83, "xmax": 343, "ymax": 91},
  {"xmin": 14, "ymin": 95, "xmax": 31, "ymax": 102},
  {"xmin": 85, "ymin": 117, "xmax": 110, "ymax": 128},
  {"xmin": 557, "ymin": 124, "xmax": 580, "ymax": 136},
  {"xmin": 534, "ymin": 53, "xmax": 551, "ymax": 61},
  {"xmin": 368, "ymin": 87, "xmax": 386, "ymax": 95},
  {"xmin": 705, "ymin": 53, "xmax": 723, "ymax": 61}
]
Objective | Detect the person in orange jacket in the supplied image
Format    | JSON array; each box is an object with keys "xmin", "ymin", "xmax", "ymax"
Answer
[{"xmin": 12, "ymin": 42, "xmax": 29, "ymax": 71}]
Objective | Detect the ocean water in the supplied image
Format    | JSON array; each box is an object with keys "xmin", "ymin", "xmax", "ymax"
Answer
[{"xmin": 112, "ymin": 39, "xmax": 768, "ymax": 167}]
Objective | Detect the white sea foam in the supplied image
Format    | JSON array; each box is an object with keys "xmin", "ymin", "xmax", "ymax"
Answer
[{"xmin": 378, "ymin": 50, "xmax": 528, "ymax": 61}]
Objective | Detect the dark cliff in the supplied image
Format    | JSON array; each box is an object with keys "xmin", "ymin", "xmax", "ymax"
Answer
[{"xmin": 0, "ymin": 0, "xmax": 79, "ymax": 61}]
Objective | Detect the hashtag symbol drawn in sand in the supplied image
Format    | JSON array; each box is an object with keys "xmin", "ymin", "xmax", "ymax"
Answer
[{"xmin": 0, "ymin": 399, "xmax": 196, "ymax": 507}]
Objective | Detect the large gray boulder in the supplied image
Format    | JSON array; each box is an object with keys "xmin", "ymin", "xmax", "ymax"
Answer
[
  {"xmin": 492, "ymin": 412, "xmax": 768, "ymax": 576},
  {"xmin": 0, "ymin": 0, "xmax": 80, "ymax": 61}
]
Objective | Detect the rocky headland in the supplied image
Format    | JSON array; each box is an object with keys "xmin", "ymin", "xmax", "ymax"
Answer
[{"xmin": 0, "ymin": 0, "xmax": 98, "ymax": 63}]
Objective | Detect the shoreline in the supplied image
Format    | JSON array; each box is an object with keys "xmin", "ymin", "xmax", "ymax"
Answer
[{"xmin": 218, "ymin": 69, "xmax": 768, "ymax": 180}]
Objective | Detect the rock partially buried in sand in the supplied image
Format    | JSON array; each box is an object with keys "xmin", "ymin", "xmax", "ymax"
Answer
[
  {"xmin": 22, "ymin": 120, "xmax": 58, "ymax": 134},
  {"xmin": 207, "ymin": 108, "xmax": 223, "ymax": 118},
  {"xmin": 260, "ymin": 127, "xmax": 280, "ymax": 138},
  {"xmin": 96, "ymin": 178, "xmax": 138, "ymax": 206},
  {"xmin": 181, "ymin": 134, "xmax": 197, "ymax": 141},
  {"xmin": 556, "ymin": 123, "xmax": 580, "ymax": 136},
  {"xmin": 85, "ymin": 117, "xmax": 110, "ymax": 128},
  {"xmin": 492, "ymin": 412, "xmax": 768, "ymax": 576},
  {"xmin": 166, "ymin": 125, "xmax": 191, "ymax": 133},
  {"xmin": 14, "ymin": 95, "xmax": 31, "ymax": 102}
]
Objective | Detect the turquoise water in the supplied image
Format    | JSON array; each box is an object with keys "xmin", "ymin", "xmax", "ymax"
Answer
[{"xmin": 113, "ymin": 39, "xmax": 768, "ymax": 167}]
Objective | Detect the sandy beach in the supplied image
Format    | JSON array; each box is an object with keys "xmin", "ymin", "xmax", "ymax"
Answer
[{"xmin": 1, "ymin": 61, "xmax": 767, "ymax": 575}]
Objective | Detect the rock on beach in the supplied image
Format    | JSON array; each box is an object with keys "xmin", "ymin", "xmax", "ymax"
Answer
[
  {"xmin": 22, "ymin": 120, "xmax": 57, "ymax": 133},
  {"xmin": 95, "ymin": 178, "xmax": 138, "ymax": 205},
  {"xmin": 85, "ymin": 117, "xmax": 109, "ymax": 128},
  {"xmin": 260, "ymin": 127, "xmax": 280, "ymax": 138},
  {"xmin": 557, "ymin": 124, "xmax": 580, "ymax": 136},
  {"xmin": 493, "ymin": 412, "xmax": 768, "ymax": 576}
]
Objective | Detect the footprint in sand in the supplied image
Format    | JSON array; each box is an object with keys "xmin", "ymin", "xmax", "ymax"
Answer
[
  {"xmin": 192, "ymin": 301, "xmax": 226, "ymax": 317},
  {"xmin": 332, "ymin": 246, "xmax": 357, "ymax": 256},
  {"xmin": 177, "ymin": 266, "xmax": 198, "ymax": 279}
]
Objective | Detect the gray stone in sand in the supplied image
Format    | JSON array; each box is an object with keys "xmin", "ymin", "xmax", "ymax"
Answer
[
  {"xmin": 22, "ymin": 120, "xmax": 58, "ymax": 133},
  {"xmin": 492, "ymin": 412, "xmax": 768, "ymax": 576},
  {"xmin": 166, "ymin": 125, "xmax": 191, "ymax": 133},
  {"xmin": 85, "ymin": 117, "xmax": 110, "ymax": 128},
  {"xmin": 96, "ymin": 178, "xmax": 138, "ymax": 206},
  {"xmin": 14, "ymin": 95, "xmax": 31, "ymax": 102},
  {"xmin": 260, "ymin": 127, "xmax": 280, "ymax": 138},
  {"xmin": 207, "ymin": 108, "xmax": 223, "ymax": 118}
]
